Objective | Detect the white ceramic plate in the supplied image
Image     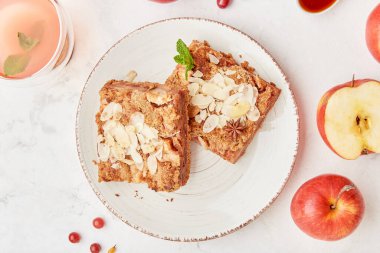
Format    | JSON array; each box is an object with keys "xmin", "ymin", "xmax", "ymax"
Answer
[{"xmin": 76, "ymin": 18, "xmax": 299, "ymax": 241}]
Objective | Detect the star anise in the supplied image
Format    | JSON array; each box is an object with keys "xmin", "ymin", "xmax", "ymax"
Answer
[{"xmin": 225, "ymin": 119, "xmax": 246, "ymax": 141}]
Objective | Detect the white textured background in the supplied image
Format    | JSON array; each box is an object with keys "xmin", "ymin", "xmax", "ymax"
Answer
[{"xmin": 1, "ymin": 0, "xmax": 380, "ymax": 252}]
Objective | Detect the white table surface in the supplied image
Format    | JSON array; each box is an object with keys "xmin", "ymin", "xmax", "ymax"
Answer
[{"xmin": 1, "ymin": 0, "xmax": 380, "ymax": 252}]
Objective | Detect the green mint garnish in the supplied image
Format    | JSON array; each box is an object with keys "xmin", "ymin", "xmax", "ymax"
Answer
[
  {"xmin": 18, "ymin": 32, "xmax": 40, "ymax": 51},
  {"xmin": 174, "ymin": 39, "xmax": 194, "ymax": 80},
  {"xmin": 3, "ymin": 54, "xmax": 30, "ymax": 76}
]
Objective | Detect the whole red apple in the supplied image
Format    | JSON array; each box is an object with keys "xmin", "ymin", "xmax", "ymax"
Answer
[
  {"xmin": 291, "ymin": 174, "xmax": 365, "ymax": 241},
  {"xmin": 317, "ymin": 78, "xmax": 380, "ymax": 160},
  {"xmin": 366, "ymin": 4, "xmax": 380, "ymax": 62}
]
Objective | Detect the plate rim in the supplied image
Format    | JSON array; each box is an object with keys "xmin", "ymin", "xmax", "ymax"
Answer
[{"xmin": 75, "ymin": 17, "xmax": 300, "ymax": 242}]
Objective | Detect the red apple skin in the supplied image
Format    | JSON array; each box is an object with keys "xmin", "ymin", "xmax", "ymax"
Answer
[
  {"xmin": 291, "ymin": 174, "xmax": 365, "ymax": 241},
  {"xmin": 316, "ymin": 79, "xmax": 375, "ymax": 159},
  {"xmin": 366, "ymin": 4, "xmax": 380, "ymax": 62}
]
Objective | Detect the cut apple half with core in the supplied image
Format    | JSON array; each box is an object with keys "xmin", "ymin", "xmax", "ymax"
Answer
[{"xmin": 317, "ymin": 79, "xmax": 380, "ymax": 159}]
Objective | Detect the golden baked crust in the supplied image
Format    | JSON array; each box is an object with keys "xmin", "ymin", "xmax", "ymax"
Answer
[
  {"xmin": 166, "ymin": 40, "xmax": 281, "ymax": 163},
  {"xmin": 96, "ymin": 80, "xmax": 190, "ymax": 192}
]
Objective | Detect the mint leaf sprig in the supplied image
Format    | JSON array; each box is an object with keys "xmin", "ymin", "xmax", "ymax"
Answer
[{"xmin": 174, "ymin": 39, "xmax": 194, "ymax": 80}]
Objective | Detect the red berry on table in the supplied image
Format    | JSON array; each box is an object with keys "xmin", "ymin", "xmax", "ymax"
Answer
[
  {"xmin": 68, "ymin": 232, "xmax": 81, "ymax": 243},
  {"xmin": 90, "ymin": 243, "xmax": 101, "ymax": 253},
  {"xmin": 93, "ymin": 217, "xmax": 105, "ymax": 229},
  {"xmin": 217, "ymin": 0, "xmax": 230, "ymax": 8}
]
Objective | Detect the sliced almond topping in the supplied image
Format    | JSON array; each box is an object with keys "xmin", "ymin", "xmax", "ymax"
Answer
[
  {"xmin": 130, "ymin": 148, "xmax": 143, "ymax": 165},
  {"xmin": 122, "ymin": 159, "xmax": 135, "ymax": 165},
  {"xmin": 203, "ymin": 114, "xmax": 219, "ymax": 133},
  {"xmin": 124, "ymin": 70, "xmax": 137, "ymax": 82},
  {"xmin": 215, "ymin": 102, "xmax": 223, "ymax": 113},
  {"xmin": 141, "ymin": 143, "xmax": 155, "ymax": 154},
  {"xmin": 208, "ymin": 53, "xmax": 220, "ymax": 64},
  {"xmin": 214, "ymin": 86, "xmax": 233, "ymax": 101},
  {"xmin": 130, "ymin": 112, "xmax": 144, "ymax": 131},
  {"xmin": 192, "ymin": 70, "xmax": 203, "ymax": 78},
  {"xmin": 111, "ymin": 163, "xmax": 120, "ymax": 169},
  {"xmin": 97, "ymin": 142, "xmax": 110, "ymax": 162},
  {"xmin": 241, "ymin": 84, "xmax": 254, "ymax": 105},
  {"xmin": 199, "ymin": 110, "xmax": 207, "ymax": 121},
  {"xmin": 100, "ymin": 102, "xmax": 122, "ymax": 121},
  {"xmin": 110, "ymin": 144, "xmax": 125, "ymax": 160},
  {"xmin": 195, "ymin": 114, "xmax": 202, "ymax": 123},
  {"xmin": 209, "ymin": 100, "xmax": 216, "ymax": 112},
  {"xmin": 153, "ymin": 146, "xmax": 163, "ymax": 161},
  {"xmin": 188, "ymin": 82, "xmax": 200, "ymax": 96},
  {"xmin": 188, "ymin": 77, "xmax": 206, "ymax": 85},
  {"xmin": 147, "ymin": 155, "xmax": 158, "ymax": 175},
  {"xmin": 218, "ymin": 115, "xmax": 228, "ymax": 128},
  {"xmin": 135, "ymin": 163, "xmax": 144, "ymax": 171},
  {"xmin": 191, "ymin": 94, "xmax": 214, "ymax": 109},
  {"xmin": 247, "ymin": 106, "xmax": 261, "ymax": 122},
  {"xmin": 210, "ymin": 73, "xmax": 225, "ymax": 86},
  {"xmin": 111, "ymin": 123, "xmax": 130, "ymax": 148},
  {"xmin": 104, "ymin": 133, "xmax": 115, "ymax": 147},
  {"xmin": 224, "ymin": 76, "xmax": 236, "ymax": 87},
  {"xmin": 225, "ymin": 69, "xmax": 236, "ymax": 75},
  {"xmin": 225, "ymin": 102, "xmax": 251, "ymax": 119},
  {"xmin": 141, "ymin": 125, "xmax": 158, "ymax": 140},
  {"xmin": 136, "ymin": 133, "xmax": 145, "ymax": 145},
  {"xmin": 146, "ymin": 88, "xmax": 172, "ymax": 106},
  {"xmin": 201, "ymin": 82, "xmax": 220, "ymax": 97},
  {"xmin": 128, "ymin": 131, "xmax": 138, "ymax": 148}
]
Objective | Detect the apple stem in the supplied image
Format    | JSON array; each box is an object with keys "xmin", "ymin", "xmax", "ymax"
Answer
[
  {"xmin": 330, "ymin": 184, "xmax": 355, "ymax": 210},
  {"xmin": 351, "ymin": 74, "xmax": 355, "ymax": 87}
]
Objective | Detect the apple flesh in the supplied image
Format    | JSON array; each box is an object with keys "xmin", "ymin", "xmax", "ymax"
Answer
[
  {"xmin": 291, "ymin": 174, "xmax": 365, "ymax": 241},
  {"xmin": 317, "ymin": 79, "xmax": 380, "ymax": 159},
  {"xmin": 366, "ymin": 4, "xmax": 380, "ymax": 62}
]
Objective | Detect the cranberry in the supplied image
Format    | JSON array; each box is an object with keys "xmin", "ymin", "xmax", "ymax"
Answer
[
  {"xmin": 92, "ymin": 217, "xmax": 105, "ymax": 229},
  {"xmin": 217, "ymin": 0, "xmax": 230, "ymax": 8},
  {"xmin": 68, "ymin": 232, "xmax": 81, "ymax": 243},
  {"xmin": 90, "ymin": 243, "xmax": 101, "ymax": 253}
]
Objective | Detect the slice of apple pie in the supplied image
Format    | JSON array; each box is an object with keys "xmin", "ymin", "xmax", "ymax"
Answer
[
  {"xmin": 95, "ymin": 80, "xmax": 190, "ymax": 192},
  {"xmin": 166, "ymin": 40, "xmax": 281, "ymax": 163}
]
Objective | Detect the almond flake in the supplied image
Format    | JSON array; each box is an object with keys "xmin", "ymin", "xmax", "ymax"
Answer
[
  {"xmin": 147, "ymin": 155, "xmax": 158, "ymax": 175},
  {"xmin": 97, "ymin": 142, "xmax": 110, "ymax": 162},
  {"xmin": 188, "ymin": 82, "xmax": 200, "ymax": 96},
  {"xmin": 130, "ymin": 148, "xmax": 143, "ymax": 165},
  {"xmin": 218, "ymin": 115, "xmax": 228, "ymax": 128},
  {"xmin": 214, "ymin": 86, "xmax": 234, "ymax": 101},
  {"xmin": 104, "ymin": 133, "xmax": 115, "ymax": 146},
  {"xmin": 146, "ymin": 88, "xmax": 172, "ymax": 106},
  {"xmin": 110, "ymin": 144, "xmax": 125, "ymax": 160},
  {"xmin": 135, "ymin": 163, "xmax": 144, "ymax": 171},
  {"xmin": 130, "ymin": 112, "xmax": 144, "ymax": 131},
  {"xmin": 191, "ymin": 94, "xmax": 214, "ymax": 109},
  {"xmin": 100, "ymin": 102, "xmax": 122, "ymax": 121},
  {"xmin": 128, "ymin": 131, "xmax": 138, "ymax": 148},
  {"xmin": 215, "ymin": 102, "xmax": 223, "ymax": 113},
  {"xmin": 141, "ymin": 143, "xmax": 155, "ymax": 154},
  {"xmin": 209, "ymin": 101, "xmax": 216, "ymax": 112},
  {"xmin": 192, "ymin": 70, "xmax": 203, "ymax": 78},
  {"xmin": 195, "ymin": 114, "xmax": 203, "ymax": 123},
  {"xmin": 153, "ymin": 146, "xmax": 163, "ymax": 161},
  {"xmin": 124, "ymin": 70, "xmax": 137, "ymax": 82},
  {"xmin": 247, "ymin": 106, "xmax": 260, "ymax": 122},
  {"xmin": 136, "ymin": 133, "xmax": 145, "ymax": 145},
  {"xmin": 225, "ymin": 70, "xmax": 236, "ymax": 75},
  {"xmin": 208, "ymin": 53, "xmax": 220, "ymax": 64},
  {"xmin": 224, "ymin": 93, "xmax": 243, "ymax": 106},
  {"xmin": 141, "ymin": 125, "xmax": 158, "ymax": 140},
  {"xmin": 224, "ymin": 76, "xmax": 236, "ymax": 87},
  {"xmin": 201, "ymin": 82, "xmax": 220, "ymax": 97},
  {"xmin": 122, "ymin": 159, "xmax": 135, "ymax": 165},
  {"xmin": 210, "ymin": 73, "xmax": 225, "ymax": 86},
  {"xmin": 199, "ymin": 110, "xmax": 207, "ymax": 120},
  {"xmin": 111, "ymin": 123, "xmax": 130, "ymax": 148},
  {"xmin": 203, "ymin": 114, "xmax": 219, "ymax": 133},
  {"xmin": 224, "ymin": 102, "xmax": 251, "ymax": 119},
  {"xmin": 188, "ymin": 77, "xmax": 206, "ymax": 85},
  {"xmin": 111, "ymin": 163, "xmax": 120, "ymax": 169}
]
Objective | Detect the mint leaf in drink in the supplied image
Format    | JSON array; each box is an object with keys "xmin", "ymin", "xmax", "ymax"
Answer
[
  {"xmin": 174, "ymin": 39, "xmax": 194, "ymax": 80},
  {"xmin": 18, "ymin": 32, "xmax": 40, "ymax": 51},
  {"xmin": 3, "ymin": 54, "xmax": 30, "ymax": 76}
]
